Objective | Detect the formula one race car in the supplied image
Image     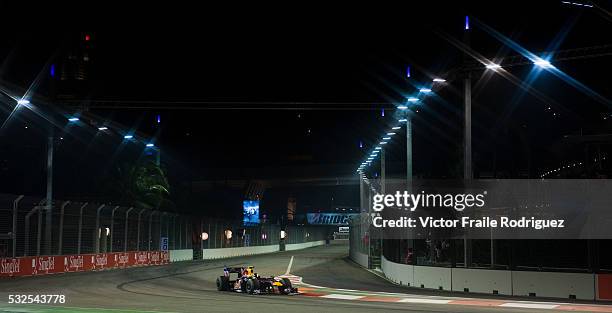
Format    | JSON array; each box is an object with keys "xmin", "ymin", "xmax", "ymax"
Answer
[{"xmin": 216, "ymin": 266, "xmax": 298, "ymax": 295}]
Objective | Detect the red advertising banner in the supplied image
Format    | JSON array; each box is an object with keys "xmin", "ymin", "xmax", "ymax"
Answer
[
  {"xmin": 597, "ymin": 274, "xmax": 612, "ymax": 301},
  {"xmin": 0, "ymin": 251, "xmax": 170, "ymax": 278}
]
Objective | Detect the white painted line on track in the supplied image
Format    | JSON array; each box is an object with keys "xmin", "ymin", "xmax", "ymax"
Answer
[
  {"xmin": 398, "ymin": 298, "xmax": 452, "ymax": 304},
  {"xmin": 285, "ymin": 255, "xmax": 294, "ymax": 275},
  {"xmin": 333, "ymin": 288, "xmax": 361, "ymax": 292},
  {"xmin": 499, "ymin": 303, "xmax": 559, "ymax": 309},
  {"xmin": 321, "ymin": 294, "xmax": 365, "ymax": 300}
]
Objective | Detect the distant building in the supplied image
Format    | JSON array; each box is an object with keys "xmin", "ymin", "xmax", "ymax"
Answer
[{"xmin": 51, "ymin": 32, "xmax": 94, "ymax": 100}]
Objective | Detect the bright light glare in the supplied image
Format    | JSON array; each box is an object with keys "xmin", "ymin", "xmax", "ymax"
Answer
[
  {"xmin": 124, "ymin": 135, "xmax": 134, "ymax": 139},
  {"xmin": 382, "ymin": 137, "xmax": 391, "ymax": 140},
  {"xmin": 146, "ymin": 143, "xmax": 155, "ymax": 147},
  {"xmin": 98, "ymin": 127, "xmax": 108, "ymax": 130},
  {"xmin": 68, "ymin": 117, "xmax": 79, "ymax": 122},
  {"xmin": 17, "ymin": 99, "xmax": 30, "ymax": 105},
  {"xmin": 419, "ymin": 88, "xmax": 432, "ymax": 93},
  {"xmin": 407, "ymin": 97, "xmax": 419, "ymax": 102},
  {"xmin": 486, "ymin": 63, "xmax": 502, "ymax": 70},
  {"xmin": 397, "ymin": 105, "xmax": 408, "ymax": 110},
  {"xmin": 375, "ymin": 147, "xmax": 382, "ymax": 150},
  {"xmin": 433, "ymin": 78, "xmax": 446, "ymax": 82},
  {"xmin": 392, "ymin": 126, "xmax": 401, "ymax": 130},
  {"xmin": 534, "ymin": 58, "xmax": 554, "ymax": 68},
  {"xmin": 398, "ymin": 118, "xmax": 408, "ymax": 122},
  {"xmin": 380, "ymin": 142, "xmax": 387, "ymax": 145},
  {"xmin": 387, "ymin": 132, "xmax": 396, "ymax": 136}
]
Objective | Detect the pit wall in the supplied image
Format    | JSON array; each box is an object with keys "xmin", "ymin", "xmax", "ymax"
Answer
[
  {"xmin": 369, "ymin": 255, "xmax": 610, "ymax": 301},
  {"xmin": 201, "ymin": 240, "xmax": 327, "ymax": 260},
  {"xmin": 285, "ymin": 240, "xmax": 326, "ymax": 251}
]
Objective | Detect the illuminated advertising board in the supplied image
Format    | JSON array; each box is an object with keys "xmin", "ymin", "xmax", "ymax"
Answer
[{"xmin": 243, "ymin": 200, "xmax": 260, "ymax": 225}]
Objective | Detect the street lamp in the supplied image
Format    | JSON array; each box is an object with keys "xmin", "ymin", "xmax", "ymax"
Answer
[
  {"xmin": 17, "ymin": 99, "xmax": 30, "ymax": 105},
  {"xmin": 486, "ymin": 63, "xmax": 502, "ymax": 70}
]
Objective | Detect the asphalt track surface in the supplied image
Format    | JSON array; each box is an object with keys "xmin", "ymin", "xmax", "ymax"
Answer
[{"xmin": 0, "ymin": 242, "xmax": 610, "ymax": 313}]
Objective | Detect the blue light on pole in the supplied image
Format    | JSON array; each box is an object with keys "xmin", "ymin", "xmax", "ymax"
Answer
[
  {"xmin": 156, "ymin": 114, "xmax": 161, "ymax": 124},
  {"xmin": 359, "ymin": 141, "xmax": 363, "ymax": 148},
  {"xmin": 406, "ymin": 66, "xmax": 411, "ymax": 78},
  {"xmin": 465, "ymin": 15, "xmax": 470, "ymax": 30},
  {"xmin": 50, "ymin": 64, "xmax": 55, "ymax": 77},
  {"xmin": 381, "ymin": 108, "xmax": 385, "ymax": 117}
]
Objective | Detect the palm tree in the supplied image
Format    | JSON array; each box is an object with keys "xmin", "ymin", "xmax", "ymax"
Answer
[{"xmin": 112, "ymin": 161, "xmax": 173, "ymax": 210}]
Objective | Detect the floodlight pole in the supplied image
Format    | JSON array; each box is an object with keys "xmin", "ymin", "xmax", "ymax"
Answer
[
  {"xmin": 44, "ymin": 135, "xmax": 54, "ymax": 256},
  {"xmin": 381, "ymin": 148, "xmax": 386, "ymax": 194},
  {"xmin": 406, "ymin": 113, "xmax": 413, "ymax": 191},
  {"xmin": 463, "ymin": 16, "xmax": 473, "ymax": 268}
]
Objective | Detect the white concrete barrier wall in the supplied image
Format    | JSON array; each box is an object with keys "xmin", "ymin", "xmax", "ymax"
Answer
[
  {"xmin": 285, "ymin": 240, "xmax": 326, "ymax": 251},
  {"xmin": 381, "ymin": 255, "xmax": 413, "ymax": 286},
  {"xmin": 170, "ymin": 249, "xmax": 193, "ymax": 262},
  {"xmin": 414, "ymin": 266, "xmax": 452, "ymax": 290},
  {"xmin": 350, "ymin": 250, "xmax": 369, "ymax": 268},
  {"xmin": 378, "ymin": 257, "xmax": 597, "ymax": 300},
  {"xmin": 452, "ymin": 268, "xmax": 512, "ymax": 295},
  {"xmin": 202, "ymin": 245, "xmax": 279, "ymax": 259},
  {"xmin": 512, "ymin": 271, "xmax": 595, "ymax": 300}
]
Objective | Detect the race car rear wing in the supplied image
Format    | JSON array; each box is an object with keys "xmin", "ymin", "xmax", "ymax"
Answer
[{"xmin": 223, "ymin": 267, "xmax": 244, "ymax": 274}]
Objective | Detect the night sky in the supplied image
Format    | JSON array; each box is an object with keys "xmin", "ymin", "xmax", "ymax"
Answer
[{"xmin": 0, "ymin": 1, "xmax": 610, "ymax": 217}]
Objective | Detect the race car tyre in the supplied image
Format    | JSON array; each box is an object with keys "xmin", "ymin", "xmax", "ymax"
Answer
[
  {"xmin": 240, "ymin": 279, "xmax": 247, "ymax": 293},
  {"xmin": 281, "ymin": 278, "xmax": 293, "ymax": 294},
  {"xmin": 216, "ymin": 276, "xmax": 229, "ymax": 291},
  {"xmin": 246, "ymin": 278, "xmax": 260, "ymax": 294}
]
